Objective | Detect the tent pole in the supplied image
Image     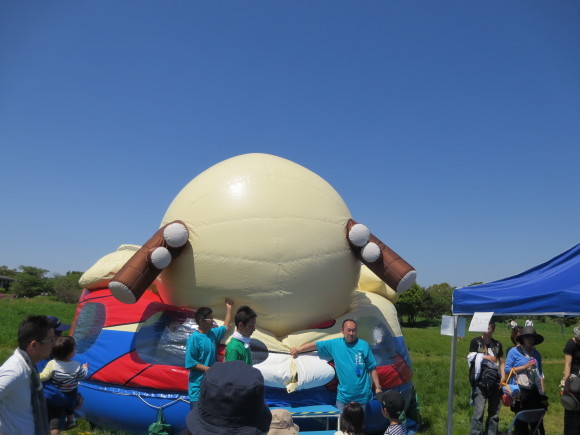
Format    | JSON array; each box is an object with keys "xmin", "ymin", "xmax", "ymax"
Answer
[{"xmin": 446, "ymin": 315, "xmax": 458, "ymax": 435}]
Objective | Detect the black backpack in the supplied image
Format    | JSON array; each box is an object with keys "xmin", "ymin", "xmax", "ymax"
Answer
[{"xmin": 478, "ymin": 365, "xmax": 501, "ymax": 397}]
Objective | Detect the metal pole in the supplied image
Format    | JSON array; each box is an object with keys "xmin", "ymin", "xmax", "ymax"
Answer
[{"xmin": 446, "ymin": 315, "xmax": 458, "ymax": 435}]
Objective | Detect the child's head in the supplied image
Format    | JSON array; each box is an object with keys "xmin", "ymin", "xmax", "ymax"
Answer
[
  {"xmin": 234, "ymin": 306, "xmax": 257, "ymax": 337},
  {"xmin": 52, "ymin": 335, "xmax": 76, "ymax": 361},
  {"xmin": 339, "ymin": 401, "xmax": 364, "ymax": 434},
  {"xmin": 378, "ymin": 390, "xmax": 405, "ymax": 421}
]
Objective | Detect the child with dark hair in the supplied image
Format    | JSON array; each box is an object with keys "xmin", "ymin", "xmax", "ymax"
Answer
[
  {"xmin": 378, "ymin": 390, "xmax": 407, "ymax": 435},
  {"xmin": 185, "ymin": 298, "xmax": 234, "ymax": 406},
  {"xmin": 225, "ymin": 305, "xmax": 257, "ymax": 365},
  {"xmin": 39, "ymin": 335, "xmax": 88, "ymax": 431},
  {"xmin": 335, "ymin": 401, "xmax": 364, "ymax": 435}
]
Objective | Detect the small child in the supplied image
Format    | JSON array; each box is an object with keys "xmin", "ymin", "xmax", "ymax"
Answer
[
  {"xmin": 335, "ymin": 401, "xmax": 364, "ymax": 434},
  {"xmin": 40, "ymin": 336, "xmax": 88, "ymax": 429},
  {"xmin": 378, "ymin": 390, "xmax": 407, "ymax": 435}
]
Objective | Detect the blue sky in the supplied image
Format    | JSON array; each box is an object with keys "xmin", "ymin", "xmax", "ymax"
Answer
[{"xmin": 1, "ymin": 1, "xmax": 578, "ymax": 288}]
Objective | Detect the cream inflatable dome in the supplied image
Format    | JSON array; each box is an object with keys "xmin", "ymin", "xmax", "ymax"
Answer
[
  {"xmin": 160, "ymin": 153, "xmax": 359, "ymax": 336},
  {"xmin": 76, "ymin": 153, "xmax": 419, "ymax": 434}
]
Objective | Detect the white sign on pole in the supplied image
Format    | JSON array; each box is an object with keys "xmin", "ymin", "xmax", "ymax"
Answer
[
  {"xmin": 469, "ymin": 312, "xmax": 494, "ymax": 332},
  {"xmin": 441, "ymin": 315, "xmax": 466, "ymax": 337}
]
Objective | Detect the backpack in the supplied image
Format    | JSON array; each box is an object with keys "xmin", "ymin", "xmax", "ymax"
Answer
[
  {"xmin": 468, "ymin": 359, "xmax": 477, "ymax": 388},
  {"xmin": 477, "ymin": 365, "xmax": 501, "ymax": 397}
]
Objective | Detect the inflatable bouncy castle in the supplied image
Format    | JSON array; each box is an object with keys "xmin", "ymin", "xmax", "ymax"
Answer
[{"xmin": 73, "ymin": 154, "xmax": 420, "ymax": 433}]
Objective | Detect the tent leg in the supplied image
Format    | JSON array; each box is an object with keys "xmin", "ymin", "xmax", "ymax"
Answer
[{"xmin": 446, "ymin": 315, "xmax": 458, "ymax": 435}]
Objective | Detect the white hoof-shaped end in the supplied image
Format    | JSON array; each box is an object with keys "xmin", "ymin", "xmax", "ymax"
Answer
[
  {"xmin": 361, "ymin": 242, "xmax": 381, "ymax": 262},
  {"xmin": 151, "ymin": 247, "xmax": 171, "ymax": 269},
  {"xmin": 164, "ymin": 222, "xmax": 189, "ymax": 248},
  {"xmin": 348, "ymin": 224, "xmax": 371, "ymax": 247},
  {"xmin": 396, "ymin": 270, "xmax": 417, "ymax": 293},
  {"xmin": 109, "ymin": 281, "xmax": 136, "ymax": 304}
]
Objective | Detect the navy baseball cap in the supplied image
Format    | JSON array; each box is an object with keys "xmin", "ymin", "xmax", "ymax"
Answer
[{"xmin": 47, "ymin": 315, "xmax": 70, "ymax": 332}]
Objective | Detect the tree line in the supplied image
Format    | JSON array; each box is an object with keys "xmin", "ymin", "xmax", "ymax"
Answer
[
  {"xmin": 394, "ymin": 281, "xmax": 482, "ymax": 325},
  {"xmin": 0, "ymin": 265, "xmax": 83, "ymax": 304}
]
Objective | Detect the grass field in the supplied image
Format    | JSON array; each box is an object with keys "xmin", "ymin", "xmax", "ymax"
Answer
[{"xmin": 0, "ymin": 298, "xmax": 573, "ymax": 434}]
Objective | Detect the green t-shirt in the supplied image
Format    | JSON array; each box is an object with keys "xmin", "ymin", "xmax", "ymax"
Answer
[{"xmin": 224, "ymin": 337, "xmax": 252, "ymax": 365}]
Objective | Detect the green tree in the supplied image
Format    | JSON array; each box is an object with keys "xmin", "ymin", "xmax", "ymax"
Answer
[
  {"xmin": 9, "ymin": 266, "xmax": 51, "ymax": 298},
  {"xmin": 50, "ymin": 271, "xmax": 84, "ymax": 304},
  {"xmin": 395, "ymin": 283, "xmax": 426, "ymax": 325},
  {"xmin": 422, "ymin": 282, "xmax": 454, "ymax": 319},
  {"xmin": 0, "ymin": 266, "xmax": 18, "ymax": 292}
]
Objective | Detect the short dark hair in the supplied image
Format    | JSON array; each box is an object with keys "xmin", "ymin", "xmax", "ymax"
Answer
[
  {"xmin": 342, "ymin": 319, "xmax": 357, "ymax": 329},
  {"xmin": 235, "ymin": 306, "xmax": 257, "ymax": 327},
  {"xmin": 52, "ymin": 336, "xmax": 76, "ymax": 360},
  {"xmin": 339, "ymin": 402, "xmax": 364, "ymax": 433},
  {"xmin": 18, "ymin": 315, "xmax": 51, "ymax": 350},
  {"xmin": 195, "ymin": 307, "xmax": 213, "ymax": 325}
]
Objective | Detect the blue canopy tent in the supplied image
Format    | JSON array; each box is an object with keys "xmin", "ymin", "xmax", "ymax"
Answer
[
  {"xmin": 443, "ymin": 243, "xmax": 580, "ymax": 434},
  {"xmin": 453, "ymin": 243, "xmax": 580, "ymax": 316}
]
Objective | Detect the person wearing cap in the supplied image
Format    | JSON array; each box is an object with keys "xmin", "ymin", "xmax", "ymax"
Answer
[
  {"xmin": 0, "ymin": 315, "xmax": 53, "ymax": 435},
  {"xmin": 185, "ymin": 360, "xmax": 272, "ymax": 434},
  {"xmin": 377, "ymin": 389, "xmax": 407, "ymax": 435},
  {"xmin": 185, "ymin": 298, "xmax": 233, "ymax": 405},
  {"xmin": 225, "ymin": 305, "xmax": 257, "ymax": 365},
  {"xmin": 504, "ymin": 325, "xmax": 546, "ymax": 434},
  {"xmin": 467, "ymin": 319, "xmax": 504, "ymax": 435},
  {"xmin": 290, "ymin": 319, "xmax": 381, "ymax": 411},
  {"xmin": 562, "ymin": 324, "xmax": 580, "ymax": 434}
]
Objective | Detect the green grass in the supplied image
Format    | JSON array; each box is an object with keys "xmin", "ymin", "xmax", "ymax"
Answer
[
  {"xmin": 0, "ymin": 300, "xmax": 573, "ymax": 434},
  {"xmin": 405, "ymin": 318, "xmax": 568, "ymax": 434}
]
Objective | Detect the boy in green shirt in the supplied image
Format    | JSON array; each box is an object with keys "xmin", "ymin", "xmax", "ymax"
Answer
[{"xmin": 225, "ymin": 306, "xmax": 257, "ymax": 365}]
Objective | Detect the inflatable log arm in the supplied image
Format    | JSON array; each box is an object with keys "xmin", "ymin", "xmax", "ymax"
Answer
[
  {"xmin": 346, "ymin": 219, "xmax": 416, "ymax": 293},
  {"xmin": 109, "ymin": 221, "xmax": 189, "ymax": 304}
]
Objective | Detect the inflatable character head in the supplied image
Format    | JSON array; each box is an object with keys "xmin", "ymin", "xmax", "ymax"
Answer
[{"xmin": 82, "ymin": 154, "xmax": 415, "ymax": 336}]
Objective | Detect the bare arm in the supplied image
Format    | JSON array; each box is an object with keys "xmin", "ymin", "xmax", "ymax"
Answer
[
  {"xmin": 370, "ymin": 368, "xmax": 382, "ymax": 393},
  {"xmin": 290, "ymin": 342, "xmax": 317, "ymax": 357},
  {"xmin": 499, "ymin": 357, "xmax": 505, "ymax": 384},
  {"xmin": 192, "ymin": 364, "xmax": 210, "ymax": 373},
  {"xmin": 564, "ymin": 354, "xmax": 573, "ymax": 393},
  {"xmin": 224, "ymin": 298, "xmax": 234, "ymax": 334}
]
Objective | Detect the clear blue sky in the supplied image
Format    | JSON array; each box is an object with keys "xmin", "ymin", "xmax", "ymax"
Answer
[{"xmin": 1, "ymin": 1, "xmax": 578, "ymax": 288}]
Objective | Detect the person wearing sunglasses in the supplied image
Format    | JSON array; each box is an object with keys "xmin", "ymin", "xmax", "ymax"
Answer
[{"xmin": 185, "ymin": 298, "xmax": 234, "ymax": 407}]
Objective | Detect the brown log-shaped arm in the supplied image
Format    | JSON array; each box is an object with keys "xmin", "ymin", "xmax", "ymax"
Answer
[
  {"xmin": 109, "ymin": 220, "xmax": 189, "ymax": 304},
  {"xmin": 346, "ymin": 218, "xmax": 416, "ymax": 292}
]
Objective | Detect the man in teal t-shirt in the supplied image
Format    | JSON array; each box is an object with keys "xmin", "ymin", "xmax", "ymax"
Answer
[
  {"xmin": 290, "ymin": 319, "xmax": 382, "ymax": 410},
  {"xmin": 185, "ymin": 298, "xmax": 233, "ymax": 404},
  {"xmin": 225, "ymin": 306, "xmax": 257, "ymax": 365}
]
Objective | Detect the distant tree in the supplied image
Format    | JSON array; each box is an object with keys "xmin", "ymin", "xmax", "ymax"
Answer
[
  {"xmin": 9, "ymin": 266, "xmax": 51, "ymax": 298},
  {"xmin": 0, "ymin": 266, "xmax": 18, "ymax": 278},
  {"xmin": 0, "ymin": 266, "xmax": 18, "ymax": 292},
  {"xmin": 468, "ymin": 282, "xmax": 483, "ymax": 287},
  {"xmin": 422, "ymin": 283, "xmax": 454, "ymax": 319},
  {"xmin": 50, "ymin": 271, "xmax": 84, "ymax": 304},
  {"xmin": 395, "ymin": 283, "xmax": 426, "ymax": 325}
]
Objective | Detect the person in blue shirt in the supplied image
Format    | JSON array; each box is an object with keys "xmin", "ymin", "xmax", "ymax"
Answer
[
  {"xmin": 185, "ymin": 298, "xmax": 233, "ymax": 406},
  {"xmin": 504, "ymin": 325, "xmax": 546, "ymax": 435},
  {"xmin": 291, "ymin": 319, "xmax": 382, "ymax": 410}
]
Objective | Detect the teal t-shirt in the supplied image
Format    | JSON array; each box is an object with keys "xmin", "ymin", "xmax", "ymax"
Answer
[
  {"xmin": 316, "ymin": 337, "xmax": 377, "ymax": 405},
  {"xmin": 185, "ymin": 325, "xmax": 226, "ymax": 401},
  {"xmin": 224, "ymin": 337, "xmax": 252, "ymax": 365}
]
